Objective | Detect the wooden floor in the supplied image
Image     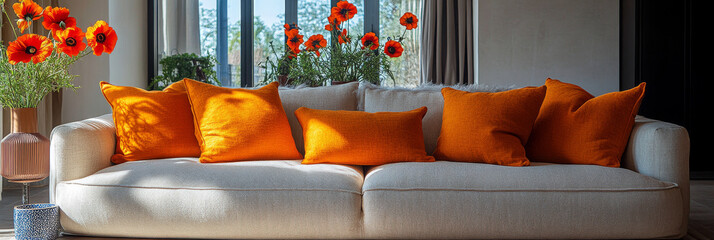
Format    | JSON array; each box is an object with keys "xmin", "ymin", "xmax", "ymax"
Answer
[{"xmin": 1, "ymin": 181, "xmax": 713, "ymax": 240}]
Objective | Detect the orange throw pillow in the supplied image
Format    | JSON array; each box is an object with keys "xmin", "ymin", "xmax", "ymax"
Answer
[
  {"xmin": 184, "ymin": 79, "xmax": 302, "ymax": 163},
  {"xmin": 525, "ymin": 78, "xmax": 646, "ymax": 167},
  {"xmin": 100, "ymin": 80, "xmax": 200, "ymax": 164},
  {"xmin": 295, "ymin": 107, "xmax": 435, "ymax": 165},
  {"xmin": 433, "ymin": 86, "xmax": 547, "ymax": 166}
]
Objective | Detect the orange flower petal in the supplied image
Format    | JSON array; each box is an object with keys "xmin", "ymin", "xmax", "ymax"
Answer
[
  {"xmin": 6, "ymin": 34, "xmax": 53, "ymax": 64},
  {"xmin": 331, "ymin": 1, "xmax": 357, "ymax": 22},
  {"xmin": 384, "ymin": 40, "xmax": 404, "ymax": 58},
  {"xmin": 57, "ymin": 27, "xmax": 87, "ymax": 57},
  {"xmin": 86, "ymin": 20, "xmax": 118, "ymax": 56},
  {"xmin": 361, "ymin": 32, "xmax": 379, "ymax": 50}
]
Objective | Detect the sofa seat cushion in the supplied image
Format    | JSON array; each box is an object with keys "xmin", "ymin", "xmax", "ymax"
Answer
[
  {"xmin": 56, "ymin": 158, "xmax": 364, "ymax": 239},
  {"xmin": 362, "ymin": 161, "xmax": 683, "ymax": 239}
]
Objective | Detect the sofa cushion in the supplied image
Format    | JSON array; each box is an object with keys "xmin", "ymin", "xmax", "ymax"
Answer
[
  {"xmin": 100, "ymin": 80, "xmax": 200, "ymax": 163},
  {"xmin": 295, "ymin": 107, "xmax": 434, "ymax": 165},
  {"xmin": 361, "ymin": 83, "xmax": 510, "ymax": 155},
  {"xmin": 362, "ymin": 161, "xmax": 683, "ymax": 239},
  {"xmin": 184, "ymin": 80, "xmax": 302, "ymax": 163},
  {"xmin": 433, "ymin": 86, "xmax": 546, "ymax": 166},
  {"xmin": 280, "ymin": 82, "xmax": 359, "ymax": 155},
  {"xmin": 56, "ymin": 158, "xmax": 364, "ymax": 239},
  {"xmin": 526, "ymin": 78, "xmax": 646, "ymax": 167}
]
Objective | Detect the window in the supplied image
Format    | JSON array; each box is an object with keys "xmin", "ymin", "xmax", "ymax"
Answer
[
  {"xmin": 155, "ymin": 0, "xmax": 422, "ymax": 87},
  {"xmin": 254, "ymin": 0, "xmax": 286, "ymax": 85},
  {"xmin": 198, "ymin": 0, "xmax": 241, "ymax": 86},
  {"xmin": 379, "ymin": 0, "xmax": 421, "ymax": 87}
]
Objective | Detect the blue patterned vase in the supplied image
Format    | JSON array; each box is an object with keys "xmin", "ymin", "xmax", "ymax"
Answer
[{"xmin": 14, "ymin": 203, "xmax": 59, "ymax": 240}]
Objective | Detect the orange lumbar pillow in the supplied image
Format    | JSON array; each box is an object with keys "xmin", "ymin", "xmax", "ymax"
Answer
[
  {"xmin": 295, "ymin": 107, "xmax": 435, "ymax": 165},
  {"xmin": 183, "ymin": 79, "xmax": 302, "ymax": 163},
  {"xmin": 433, "ymin": 86, "xmax": 547, "ymax": 166},
  {"xmin": 526, "ymin": 78, "xmax": 646, "ymax": 167},
  {"xmin": 100, "ymin": 80, "xmax": 201, "ymax": 164}
]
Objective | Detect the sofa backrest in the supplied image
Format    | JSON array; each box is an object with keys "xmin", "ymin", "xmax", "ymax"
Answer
[
  {"xmin": 360, "ymin": 83, "xmax": 511, "ymax": 155},
  {"xmin": 277, "ymin": 82, "xmax": 509, "ymax": 156},
  {"xmin": 279, "ymin": 82, "xmax": 359, "ymax": 155}
]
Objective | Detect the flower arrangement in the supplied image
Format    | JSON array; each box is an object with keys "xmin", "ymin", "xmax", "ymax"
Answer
[
  {"xmin": 0, "ymin": 0, "xmax": 117, "ymax": 108},
  {"xmin": 260, "ymin": 0, "xmax": 417, "ymax": 86}
]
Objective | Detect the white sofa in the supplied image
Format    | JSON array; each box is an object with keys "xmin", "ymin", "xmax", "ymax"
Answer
[{"xmin": 49, "ymin": 82, "xmax": 690, "ymax": 239}]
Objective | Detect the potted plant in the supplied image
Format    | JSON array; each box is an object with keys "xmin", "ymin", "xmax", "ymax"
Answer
[
  {"xmin": 150, "ymin": 53, "xmax": 219, "ymax": 90},
  {"xmin": 259, "ymin": 40, "xmax": 296, "ymax": 86},
  {"xmin": 260, "ymin": 0, "xmax": 416, "ymax": 87}
]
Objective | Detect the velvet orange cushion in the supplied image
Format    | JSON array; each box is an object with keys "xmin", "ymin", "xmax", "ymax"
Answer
[
  {"xmin": 525, "ymin": 78, "xmax": 646, "ymax": 167},
  {"xmin": 184, "ymin": 80, "xmax": 302, "ymax": 163},
  {"xmin": 295, "ymin": 107, "xmax": 435, "ymax": 165},
  {"xmin": 100, "ymin": 80, "xmax": 200, "ymax": 164},
  {"xmin": 433, "ymin": 86, "xmax": 547, "ymax": 166}
]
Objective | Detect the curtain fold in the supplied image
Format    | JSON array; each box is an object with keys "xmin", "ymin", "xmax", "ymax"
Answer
[
  {"xmin": 421, "ymin": 0, "xmax": 474, "ymax": 85},
  {"xmin": 157, "ymin": 0, "xmax": 201, "ymax": 57}
]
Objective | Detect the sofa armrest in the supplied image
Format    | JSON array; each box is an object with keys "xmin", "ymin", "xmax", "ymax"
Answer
[
  {"xmin": 621, "ymin": 115, "xmax": 690, "ymax": 238},
  {"xmin": 49, "ymin": 114, "xmax": 115, "ymax": 203}
]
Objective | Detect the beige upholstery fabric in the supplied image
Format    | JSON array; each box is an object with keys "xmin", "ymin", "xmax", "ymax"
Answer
[
  {"xmin": 361, "ymin": 84, "xmax": 508, "ymax": 154},
  {"xmin": 49, "ymin": 114, "xmax": 115, "ymax": 203},
  {"xmin": 362, "ymin": 161, "xmax": 683, "ymax": 239},
  {"xmin": 56, "ymin": 158, "xmax": 364, "ymax": 239},
  {"xmin": 49, "ymin": 106, "xmax": 690, "ymax": 239},
  {"xmin": 622, "ymin": 116, "xmax": 691, "ymax": 238},
  {"xmin": 280, "ymin": 82, "xmax": 359, "ymax": 155}
]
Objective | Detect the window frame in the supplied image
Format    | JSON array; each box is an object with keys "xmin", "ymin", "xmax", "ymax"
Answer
[{"xmin": 148, "ymin": 0, "xmax": 381, "ymax": 88}]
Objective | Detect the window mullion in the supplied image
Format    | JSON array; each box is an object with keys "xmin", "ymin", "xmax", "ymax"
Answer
[
  {"xmin": 285, "ymin": 0, "xmax": 297, "ymax": 45},
  {"xmin": 217, "ymin": 0, "xmax": 230, "ymax": 86},
  {"xmin": 364, "ymin": 0, "xmax": 379, "ymax": 36},
  {"xmin": 286, "ymin": 0, "xmax": 298, "ymax": 26},
  {"xmin": 241, "ymin": 0, "xmax": 254, "ymax": 87}
]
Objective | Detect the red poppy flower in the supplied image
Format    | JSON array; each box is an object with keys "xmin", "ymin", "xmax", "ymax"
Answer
[
  {"xmin": 325, "ymin": 15, "xmax": 341, "ymax": 32},
  {"xmin": 304, "ymin": 34, "xmax": 327, "ymax": 50},
  {"xmin": 13, "ymin": 0, "xmax": 43, "ymax": 33},
  {"xmin": 328, "ymin": 15, "xmax": 341, "ymax": 27},
  {"xmin": 55, "ymin": 26, "xmax": 86, "ymax": 57},
  {"xmin": 284, "ymin": 23, "xmax": 298, "ymax": 34},
  {"xmin": 304, "ymin": 34, "xmax": 327, "ymax": 57},
  {"xmin": 384, "ymin": 40, "xmax": 404, "ymax": 58},
  {"xmin": 331, "ymin": 0, "xmax": 357, "ymax": 22},
  {"xmin": 86, "ymin": 20, "xmax": 118, "ymax": 56},
  {"xmin": 42, "ymin": 6, "xmax": 77, "ymax": 35},
  {"xmin": 337, "ymin": 29, "xmax": 350, "ymax": 44},
  {"xmin": 361, "ymin": 32, "xmax": 379, "ymax": 50},
  {"xmin": 6, "ymin": 33, "xmax": 53, "ymax": 64},
  {"xmin": 400, "ymin": 12, "xmax": 418, "ymax": 30},
  {"xmin": 285, "ymin": 28, "xmax": 304, "ymax": 51}
]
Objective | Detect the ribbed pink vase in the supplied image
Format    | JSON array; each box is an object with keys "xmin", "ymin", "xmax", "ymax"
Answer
[{"xmin": 1, "ymin": 108, "xmax": 50, "ymax": 183}]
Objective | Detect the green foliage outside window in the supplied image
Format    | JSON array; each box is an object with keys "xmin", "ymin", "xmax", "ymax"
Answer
[{"xmin": 150, "ymin": 53, "xmax": 220, "ymax": 90}]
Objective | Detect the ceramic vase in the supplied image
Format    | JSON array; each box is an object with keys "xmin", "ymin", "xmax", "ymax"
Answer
[{"xmin": 1, "ymin": 108, "xmax": 50, "ymax": 183}]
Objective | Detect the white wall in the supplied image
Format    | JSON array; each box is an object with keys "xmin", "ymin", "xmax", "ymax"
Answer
[
  {"xmin": 478, "ymin": 0, "xmax": 619, "ymax": 96},
  {"xmin": 61, "ymin": 0, "xmax": 148, "ymax": 123}
]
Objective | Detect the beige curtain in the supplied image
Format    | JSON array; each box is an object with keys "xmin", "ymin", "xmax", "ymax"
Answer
[
  {"xmin": 421, "ymin": 0, "xmax": 474, "ymax": 85},
  {"xmin": 157, "ymin": 0, "xmax": 201, "ymax": 57},
  {"xmin": 1, "ymin": 0, "xmax": 60, "ymax": 188}
]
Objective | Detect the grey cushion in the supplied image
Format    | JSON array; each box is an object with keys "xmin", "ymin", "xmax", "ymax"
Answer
[
  {"xmin": 362, "ymin": 161, "xmax": 683, "ymax": 239},
  {"xmin": 280, "ymin": 82, "xmax": 359, "ymax": 155},
  {"xmin": 56, "ymin": 158, "xmax": 364, "ymax": 239}
]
